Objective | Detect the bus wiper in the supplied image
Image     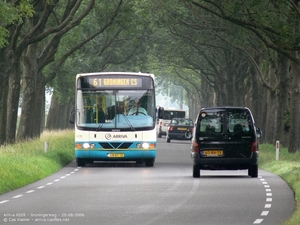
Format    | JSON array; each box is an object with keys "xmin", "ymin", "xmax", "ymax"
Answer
[
  {"xmin": 96, "ymin": 123, "xmax": 104, "ymax": 131},
  {"xmin": 120, "ymin": 114, "xmax": 135, "ymax": 131}
]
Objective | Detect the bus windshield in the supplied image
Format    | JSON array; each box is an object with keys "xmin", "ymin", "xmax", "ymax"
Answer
[
  {"xmin": 163, "ymin": 110, "xmax": 186, "ymax": 119},
  {"xmin": 76, "ymin": 89, "xmax": 155, "ymax": 131}
]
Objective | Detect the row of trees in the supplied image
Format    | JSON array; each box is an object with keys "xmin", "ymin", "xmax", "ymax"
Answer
[
  {"xmin": 153, "ymin": 0, "xmax": 299, "ymax": 152},
  {"xmin": 0, "ymin": 1, "xmax": 299, "ymax": 152},
  {"xmin": 0, "ymin": 0, "xmax": 151, "ymax": 144}
]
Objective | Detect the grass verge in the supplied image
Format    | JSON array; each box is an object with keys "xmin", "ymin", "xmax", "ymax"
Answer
[
  {"xmin": 0, "ymin": 134, "xmax": 298, "ymax": 224},
  {"xmin": 0, "ymin": 129, "xmax": 74, "ymax": 195},
  {"xmin": 259, "ymin": 144, "xmax": 300, "ymax": 225}
]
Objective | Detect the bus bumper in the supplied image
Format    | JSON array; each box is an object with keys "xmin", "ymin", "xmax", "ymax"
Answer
[{"xmin": 75, "ymin": 150, "xmax": 156, "ymax": 161}]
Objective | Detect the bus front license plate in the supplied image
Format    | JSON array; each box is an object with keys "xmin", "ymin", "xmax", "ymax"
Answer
[{"xmin": 108, "ymin": 153, "xmax": 125, "ymax": 158}]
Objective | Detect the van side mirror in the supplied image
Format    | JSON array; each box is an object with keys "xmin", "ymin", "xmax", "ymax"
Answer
[
  {"xmin": 69, "ymin": 110, "xmax": 75, "ymax": 124},
  {"xmin": 256, "ymin": 127, "xmax": 262, "ymax": 139}
]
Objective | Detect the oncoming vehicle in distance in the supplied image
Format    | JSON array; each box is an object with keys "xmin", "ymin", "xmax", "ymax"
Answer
[
  {"xmin": 166, "ymin": 118, "xmax": 194, "ymax": 143},
  {"xmin": 157, "ymin": 109, "xmax": 187, "ymax": 138},
  {"xmin": 191, "ymin": 107, "xmax": 262, "ymax": 178}
]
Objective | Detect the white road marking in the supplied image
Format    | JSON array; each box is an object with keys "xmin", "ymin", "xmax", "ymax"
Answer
[
  {"xmin": 253, "ymin": 174, "xmax": 273, "ymax": 224},
  {"xmin": 12, "ymin": 195, "xmax": 23, "ymax": 198},
  {"xmin": 265, "ymin": 204, "xmax": 272, "ymax": 208},
  {"xmin": 0, "ymin": 200, "xmax": 9, "ymax": 204},
  {"xmin": 253, "ymin": 219, "xmax": 263, "ymax": 224},
  {"xmin": 0, "ymin": 167, "xmax": 81, "ymax": 205}
]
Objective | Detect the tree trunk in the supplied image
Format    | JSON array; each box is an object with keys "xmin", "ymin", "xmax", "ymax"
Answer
[
  {"xmin": 0, "ymin": 74, "xmax": 8, "ymax": 145},
  {"xmin": 244, "ymin": 54, "xmax": 267, "ymax": 139},
  {"xmin": 46, "ymin": 93, "xmax": 74, "ymax": 130},
  {"xmin": 0, "ymin": 48, "xmax": 8, "ymax": 145},
  {"xmin": 288, "ymin": 51, "xmax": 300, "ymax": 152},
  {"xmin": 275, "ymin": 54, "xmax": 291, "ymax": 147},
  {"xmin": 6, "ymin": 53, "xmax": 21, "ymax": 144},
  {"xmin": 264, "ymin": 63, "xmax": 278, "ymax": 143},
  {"xmin": 17, "ymin": 44, "xmax": 40, "ymax": 141}
]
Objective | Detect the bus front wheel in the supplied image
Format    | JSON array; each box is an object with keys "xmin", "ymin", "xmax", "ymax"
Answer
[
  {"xmin": 145, "ymin": 159, "xmax": 154, "ymax": 167},
  {"xmin": 77, "ymin": 158, "xmax": 86, "ymax": 167}
]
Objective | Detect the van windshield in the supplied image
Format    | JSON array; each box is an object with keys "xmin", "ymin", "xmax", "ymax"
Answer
[
  {"xmin": 198, "ymin": 109, "xmax": 252, "ymax": 135},
  {"xmin": 199, "ymin": 111, "xmax": 223, "ymax": 134},
  {"xmin": 227, "ymin": 110, "xmax": 252, "ymax": 133}
]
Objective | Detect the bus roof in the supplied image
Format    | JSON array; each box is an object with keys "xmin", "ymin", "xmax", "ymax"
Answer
[{"xmin": 76, "ymin": 72, "xmax": 155, "ymax": 79}]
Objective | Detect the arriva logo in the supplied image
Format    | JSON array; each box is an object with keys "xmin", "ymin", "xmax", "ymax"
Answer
[
  {"xmin": 113, "ymin": 135, "xmax": 128, "ymax": 138},
  {"xmin": 105, "ymin": 133, "xmax": 128, "ymax": 140},
  {"xmin": 105, "ymin": 133, "xmax": 112, "ymax": 140}
]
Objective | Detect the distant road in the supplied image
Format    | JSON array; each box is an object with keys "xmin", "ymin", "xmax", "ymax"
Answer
[{"xmin": 0, "ymin": 139, "xmax": 295, "ymax": 225}]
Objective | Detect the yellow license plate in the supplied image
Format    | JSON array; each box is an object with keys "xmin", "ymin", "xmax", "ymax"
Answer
[
  {"xmin": 177, "ymin": 127, "xmax": 187, "ymax": 130},
  {"xmin": 108, "ymin": 153, "xmax": 125, "ymax": 158},
  {"xmin": 203, "ymin": 150, "xmax": 223, "ymax": 156}
]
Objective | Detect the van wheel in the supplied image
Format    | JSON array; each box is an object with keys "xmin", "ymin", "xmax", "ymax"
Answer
[
  {"xmin": 249, "ymin": 165, "xmax": 258, "ymax": 178},
  {"xmin": 193, "ymin": 165, "xmax": 200, "ymax": 178},
  {"xmin": 166, "ymin": 136, "xmax": 171, "ymax": 143}
]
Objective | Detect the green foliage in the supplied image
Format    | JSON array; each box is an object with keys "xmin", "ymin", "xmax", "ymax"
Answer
[
  {"xmin": 17, "ymin": 0, "xmax": 35, "ymax": 18},
  {"xmin": 0, "ymin": 27, "xmax": 9, "ymax": 48},
  {"xmin": 0, "ymin": 130, "xmax": 74, "ymax": 195},
  {"xmin": 0, "ymin": 0, "xmax": 34, "ymax": 48}
]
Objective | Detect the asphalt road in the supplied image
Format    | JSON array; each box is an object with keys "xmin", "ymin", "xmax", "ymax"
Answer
[{"xmin": 0, "ymin": 138, "xmax": 295, "ymax": 225}]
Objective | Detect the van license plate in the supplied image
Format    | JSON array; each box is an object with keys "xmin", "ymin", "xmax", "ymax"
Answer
[
  {"xmin": 203, "ymin": 150, "xmax": 223, "ymax": 156},
  {"xmin": 108, "ymin": 153, "xmax": 124, "ymax": 158}
]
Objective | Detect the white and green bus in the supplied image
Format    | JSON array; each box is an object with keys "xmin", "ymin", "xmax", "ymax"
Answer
[{"xmin": 71, "ymin": 72, "xmax": 158, "ymax": 167}]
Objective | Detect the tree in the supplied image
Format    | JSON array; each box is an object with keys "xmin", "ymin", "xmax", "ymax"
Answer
[
  {"xmin": 186, "ymin": 0, "xmax": 300, "ymax": 152},
  {"xmin": 0, "ymin": 0, "xmax": 34, "ymax": 144}
]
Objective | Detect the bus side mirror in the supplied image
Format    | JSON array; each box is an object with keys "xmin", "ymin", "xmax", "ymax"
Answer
[
  {"xmin": 156, "ymin": 106, "xmax": 164, "ymax": 119},
  {"xmin": 69, "ymin": 110, "xmax": 75, "ymax": 124}
]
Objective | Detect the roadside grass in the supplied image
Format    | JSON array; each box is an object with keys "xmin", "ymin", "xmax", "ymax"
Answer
[
  {"xmin": 259, "ymin": 144, "xmax": 300, "ymax": 225},
  {"xmin": 0, "ymin": 129, "xmax": 74, "ymax": 195},
  {"xmin": 0, "ymin": 133, "xmax": 299, "ymax": 224}
]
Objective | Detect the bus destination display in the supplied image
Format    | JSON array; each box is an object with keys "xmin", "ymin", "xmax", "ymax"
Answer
[{"xmin": 90, "ymin": 77, "xmax": 142, "ymax": 88}]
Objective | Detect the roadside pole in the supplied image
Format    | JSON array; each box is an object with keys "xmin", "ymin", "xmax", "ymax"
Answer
[{"xmin": 276, "ymin": 140, "xmax": 280, "ymax": 160}]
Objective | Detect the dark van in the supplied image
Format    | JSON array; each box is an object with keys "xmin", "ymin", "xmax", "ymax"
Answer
[{"xmin": 191, "ymin": 107, "xmax": 262, "ymax": 178}]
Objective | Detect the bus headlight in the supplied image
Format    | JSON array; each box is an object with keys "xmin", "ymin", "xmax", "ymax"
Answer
[
  {"xmin": 81, "ymin": 143, "xmax": 96, "ymax": 149},
  {"xmin": 142, "ymin": 143, "xmax": 150, "ymax": 148},
  {"xmin": 136, "ymin": 143, "xmax": 155, "ymax": 149}
]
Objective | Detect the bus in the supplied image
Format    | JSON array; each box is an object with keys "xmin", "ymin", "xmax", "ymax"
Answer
[
  {"xmin": 72, "ymin": 72, "xmax": 158, "ymax": 167},
  {"xmin": 157, "ymin": 109, "xmax": 187, "ymax": 138}
]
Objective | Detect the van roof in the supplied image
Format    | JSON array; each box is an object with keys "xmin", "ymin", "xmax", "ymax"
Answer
[{"xmin": 200, "ymin": 106, "xmax": 250, "ymax": 111}]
